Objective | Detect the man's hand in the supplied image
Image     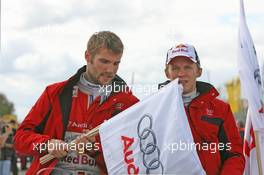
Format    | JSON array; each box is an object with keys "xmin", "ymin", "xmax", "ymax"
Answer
[
  {"xmin": 74, "ymin": 129, "xmax": 98, "ymax": 156},
  {"xmin": 47, "ymin": 139, "xmax": 68, "ymax": 159}
]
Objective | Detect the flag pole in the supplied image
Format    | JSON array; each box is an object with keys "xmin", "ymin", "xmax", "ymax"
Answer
[
  {"xmin": 254, "ymin": 130, "xmax": 263, "ymax": 175},
  {"xmin": 39, "ymin": 125, "xmax": 100, "ymax": 165}
]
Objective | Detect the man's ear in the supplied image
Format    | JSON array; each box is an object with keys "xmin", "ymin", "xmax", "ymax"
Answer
[
  {"xmin": 165, "ymin": 66, "xmax": 170, "ymax": 79},
  {"xmin": 85, "ymin": 50, "xmax": 91, "ymax": 63},
  {"xmin": 197, "ymin": 67, "xmax": 202, "ymax": 77}
]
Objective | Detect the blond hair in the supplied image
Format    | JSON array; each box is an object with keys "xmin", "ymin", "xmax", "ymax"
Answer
[{"xmin": 87, "ymin": 31, "xmax": 124, "ymax": 58}]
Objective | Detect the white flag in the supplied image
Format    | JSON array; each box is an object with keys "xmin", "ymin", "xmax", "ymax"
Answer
[
  {"xmin": 238, "ymin": 0, "xmax": 264, "ymax": 174},
  {"xmin": 99, "ymin": 79, "xmax": 206, "ymax": 174}
]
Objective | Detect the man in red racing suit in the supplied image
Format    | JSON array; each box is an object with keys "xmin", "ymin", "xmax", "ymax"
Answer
[
  {"xmin": 159, "ymin": 43, "xmax": 245, "ymax": 175},
  {"xmin": 14, "ymin": 31, "xmax": 139, "ymax": 175}
]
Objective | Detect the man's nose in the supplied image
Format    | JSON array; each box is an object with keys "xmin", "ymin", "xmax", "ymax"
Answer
[
  {"xmin": 105, "ymin": 64, "xmax": 115, "ymax": 73},
  {"xmin": 178, "ymin": 68, "xmax": 186, "ymax": 76}
]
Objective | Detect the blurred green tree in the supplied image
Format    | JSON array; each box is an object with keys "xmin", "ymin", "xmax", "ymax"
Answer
[{"xmin": 0, "ymin": 93, "xmax": 15, "ymax": 116}]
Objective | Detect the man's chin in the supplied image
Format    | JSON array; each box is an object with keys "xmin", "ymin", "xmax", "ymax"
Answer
[
  {"xmin": 182, "ymin": 87, "xmax": 190, "ymax": 94},
  {"xmin": 99, "ymin": 79, "xmax": 112, "ymax": 86}
]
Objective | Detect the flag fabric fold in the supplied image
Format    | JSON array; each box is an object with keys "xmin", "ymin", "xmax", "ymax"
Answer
[{"xmin": 99, "ymin": 79, "xmax": 206, "ymax": 174}]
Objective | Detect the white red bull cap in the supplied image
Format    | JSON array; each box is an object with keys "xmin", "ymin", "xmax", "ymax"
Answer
[{"xmin": 166, "ymin": 44, "xmax": 200, "ymax": 67}]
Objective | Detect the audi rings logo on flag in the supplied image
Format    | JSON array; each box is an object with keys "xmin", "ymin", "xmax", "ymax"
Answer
[{"xmin": 137, "ymin": 114, "xmax": 164, "ymax": 174}]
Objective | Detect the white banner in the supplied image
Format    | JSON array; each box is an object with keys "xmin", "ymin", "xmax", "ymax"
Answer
[
  {"xmin": 238, "ymin": 0, "xmax": 264, "ymax": 174},
  {"xmin": 99, "ymin": 79, "xmax": 205, "ymax": 175}
]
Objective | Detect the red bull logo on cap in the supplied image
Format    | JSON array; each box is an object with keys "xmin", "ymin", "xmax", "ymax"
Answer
[{"xmin": 173, "ymin": 44, "xmax": 189, "ymax": 54}]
